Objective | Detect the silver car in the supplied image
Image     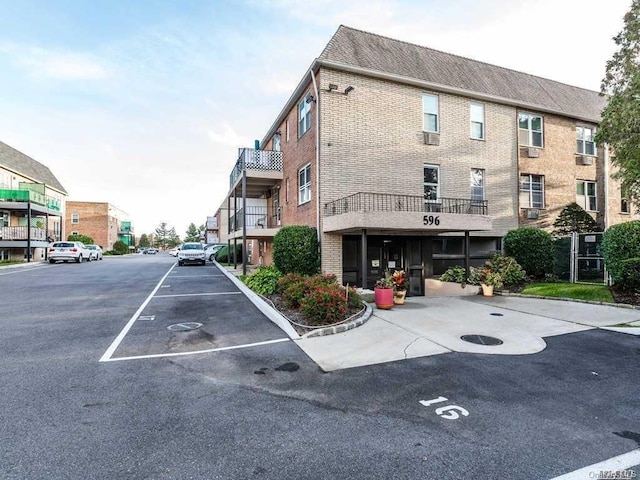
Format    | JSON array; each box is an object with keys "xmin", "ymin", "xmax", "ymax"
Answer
[
  {"xmin": 85, "ymin": 245, "xmax": 103, "ymax": 260},
  {"xmin": 48, "ymin": 241, "xmax": 91, "ymax": 264}
]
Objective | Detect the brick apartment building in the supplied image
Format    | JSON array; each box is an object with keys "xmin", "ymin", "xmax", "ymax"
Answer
[
  {"xmin": 220, "ymin": 26, "xmax": 639, "ymax": 293},
  {"xmin": 65, "ymin": 201, "xmax": 133, "ymax": 251},
  {"xmin": 0, "ymin": 141, "xmax": 66, "ymax": 262}
]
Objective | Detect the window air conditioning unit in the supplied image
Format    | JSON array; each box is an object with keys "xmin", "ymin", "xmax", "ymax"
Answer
[
  {"xmin": 526, "ymin": 147, "xmax": 540, "ymax": 158},
  {"xmin": 525, "ymin": 208, "xmax": 540, "ymax": 219},
  {"xmin": 423, "ymin": 132, "xmax": 440, "ymax": 146},
  {"xmin": 578, "ymin": 155, "xmax": 593, "ymax": 166}
]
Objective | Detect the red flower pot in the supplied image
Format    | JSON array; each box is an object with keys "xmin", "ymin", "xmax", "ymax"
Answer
[{"xmin": 374, "ymin": 287, "xmax": 394, "ymax": 310}]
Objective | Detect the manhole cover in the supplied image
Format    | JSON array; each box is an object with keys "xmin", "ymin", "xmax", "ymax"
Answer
[
  {"xmin": 167, "ymin": 322, "xmax": 203, "ymax": 332},
  {"xmin": 460, "ymin": 334, "xmax": 504, "ymax": 346},
  {"xmin": 490, "ymin": 313, "xmax": 504, "ymax": 317}
]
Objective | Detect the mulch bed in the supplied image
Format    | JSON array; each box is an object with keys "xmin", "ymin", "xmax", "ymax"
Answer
[{"xmin": 610, "ymin": 285, "xmax": 640, "ymax": 306}]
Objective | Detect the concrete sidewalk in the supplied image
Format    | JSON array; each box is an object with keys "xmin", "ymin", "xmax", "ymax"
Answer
[{"xmin": 295, "ymin": 295, "xmax": 640, "ymax": 372}]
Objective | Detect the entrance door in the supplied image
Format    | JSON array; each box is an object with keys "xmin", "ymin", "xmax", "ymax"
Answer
[{"xmin": 383, "ymin": 240, "xmax": 403, "ymax": 274}]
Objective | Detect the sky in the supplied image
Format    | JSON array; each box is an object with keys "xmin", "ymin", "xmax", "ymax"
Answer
[{"xmin": 0, "ymin": 0, "xmax": 632, "ymax": 238}]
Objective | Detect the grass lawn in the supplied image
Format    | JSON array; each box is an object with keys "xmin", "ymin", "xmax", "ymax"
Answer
[
  {"xmin": 0, "ymin": 260, "xmax": 27, "ymax": 267},
  {"xmin": 520, "ymin": 282, "xmax": 614, "ymax": 303}
]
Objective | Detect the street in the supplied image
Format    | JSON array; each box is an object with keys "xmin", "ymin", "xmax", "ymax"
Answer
[{"xmin": 1, "ymin": 255, "xmax": 639, "ymax": 479}]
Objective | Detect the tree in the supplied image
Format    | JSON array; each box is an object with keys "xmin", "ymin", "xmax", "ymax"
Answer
[
  {"xmin": 552, "ymin": 203, "xmax": 603, "ymax": 237},
  {"xmin": 68, "ymin": 233, "xmax": 94, "ymax": 245},
  {"xmin": 138, "ymin": 233, "xmax": 151, "ymax": 248},
  {"xmin": 112, "ymin": 240, "xmax": 129, "ymax": 255},
  {"xmin": 595, "ymin": 1, "xmax": 640, "ymax": 208},
  {"xmin": 184, "ymin": 222, "xmax": 202, "ymax": 242},
  {"xmin": 154, "ymin": 222, "xmax": 177, "ymax": 251}
]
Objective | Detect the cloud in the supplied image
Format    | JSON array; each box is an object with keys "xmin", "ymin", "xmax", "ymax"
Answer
[
  {"xmin": 0, "ymin": 43, "xmax": 107, "ymax": 80},
  {"xmin": 207, "ymin": 123, "xmax": 250, "ymax": 147}
]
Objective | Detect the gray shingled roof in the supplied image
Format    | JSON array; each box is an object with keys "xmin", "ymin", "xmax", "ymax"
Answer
[
  {"xmin": 319, "ymin": 26, "xmax": 606, "ymax": 122},
  {"xmin": 0, "ymin": 141, "xmax": 67, "ymax": 194}
]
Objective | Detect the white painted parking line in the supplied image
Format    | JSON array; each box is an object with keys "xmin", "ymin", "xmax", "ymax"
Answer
[
  {"xmin": 101, "ymin": 338, "xmax": 290, "ymax": 362},
  {"xmin": 154, "ymin": 292, "xmax": 241, "ymax": 298},
  {"xmin": 99, "ymin": 263, "xmax": 176, "ymax": 362},
  {"xmin": 550, "ymin": 448, "xmax": 640, "ymax": 479}
]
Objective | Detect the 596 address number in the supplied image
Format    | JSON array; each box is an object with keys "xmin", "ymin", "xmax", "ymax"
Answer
[{"xmin": 423, "ymin": 215, "xmax": 440, "ymax": 226}]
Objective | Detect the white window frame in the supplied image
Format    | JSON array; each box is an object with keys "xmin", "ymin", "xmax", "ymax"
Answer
[
  {"xmin": 576, "ymin": 180, "xmax": 597, "ymax": 211},
  {"xmin": 576, "ymin": 126, "xmax": 596, "ymax": 156},
  {"xmin": 518, "ymin": 112, "xmax": 544, "ymax": 148},
  {"xmin": 423, "ymin": 164, "xmax": 440, "ymax": 203},
  {"xmin": 470, "ymin": 103, "xmax": 485, "ymax": 140},
  {"xmin": 298, "ymin": 94, "xmax": 312, "ymax": 137},
  {"xmin": 422, "ymin": 93, "xmax": 439, "ymax": 133},
  {"xmin": 71, "ymin": 213, "xmax": 79, "ymax": 224},
  {"xmin": 286, "ymin": 119, "xmax": 290, "ymax": 142},
  {"xmin": 520, "ymin": 174, "xmax": 545, "ymax": 208},
  {"xmin": 471, "ymin": 168, "xmax": 485, "ymax": 202},
  {"xmin": 298, "ymin": 164, "xmax": 311, "ymax": 205}
]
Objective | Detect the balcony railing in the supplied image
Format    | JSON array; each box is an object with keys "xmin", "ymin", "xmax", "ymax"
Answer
[
  {"xmin": 0, "ymin": 226, "xmax": 51, "ymax": 241},
  {"xmin": 229, "ymin": 148, "xmax": 284, "ymax": 187},
  {"xmin": 231, "ymin": 206, "xmax": 281, "ymax": 231},
  {"xmin": 0, "ymin": 188, "xmax": 62, "ymax": 211},
  {"xmin": 324, "ymin": 192, "xmax": 488, "ymax": 216}
]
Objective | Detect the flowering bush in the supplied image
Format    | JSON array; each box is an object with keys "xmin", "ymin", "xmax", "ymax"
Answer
[
  {"xmin": 279, "ymin": 273, "xmax": 340, "ymax": 309},
  {"xmin": 300, "ymin": 285, "xmax": 348, "ymax": 325}
]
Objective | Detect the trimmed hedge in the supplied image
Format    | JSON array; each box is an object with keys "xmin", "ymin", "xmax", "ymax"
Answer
[
  {"xmin": 602, "ymin": 220, "xmax": 640, "ymax": 289},
  {"xmin": 243, "ymin": 265, "xmax": 282, "ymax": 296},
  {"xmin": 504, "ymin": 227, "xmax": 554, "ymax": 279},
  {"xmin": 214, "ymin": 243, "xmax": 243, "ymax": 263},
  {"xmin": 273, "ymin": 226, "xmax": 320, "ymax": 275}
]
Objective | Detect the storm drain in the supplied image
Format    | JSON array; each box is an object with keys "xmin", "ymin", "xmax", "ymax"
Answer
[
  {"xmin": 460, "ymin": 334, "xmax": 504, "ymax": 346},
  {"xmin": 167, "ymin": 322, "xmax": 203, "ymax": 332}
]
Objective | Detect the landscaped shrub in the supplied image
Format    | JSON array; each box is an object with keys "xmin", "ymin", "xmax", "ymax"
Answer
[
  {"xmin": 273, "ymin": 226, "xmax": 320, "ymax": 275},
  {"xmin": 280, "ymin": 273, "xmax": 338, "ymax": 309},
  {"xmin": 243, "ymin": 265, "xmax": 282, "ymax": 296},
  {"xmin": 214, "ymin": 243, "xmax": 243, "ymax": 263},
  {"xmin": 619, "ymin": 258, "xmax": 640, "ymax": 290},
  {"xmin": 504, "ymin": 227, "xmax": 554, "ymax": 279},
  {"xmin": 300, "ymin": 284, "xmax": 348, "ymax": 326},
  {"xmin": 68, "ymin": 233, "xmax": 94, "ymax": 245},
  {"xmin": 484, "ymin": 254, "xmax": 527, "ymax": 287},
  {"xmin": 112, "ymin": 240, "xmax": 129, "ymax": 255},
  {"xmin": 438, "ymin": 265, "xmax": 483, "ymax": 286},
  {"xmin": 276, "ymin": 273, "xmax": 305, "ymax": 294},
  {"xmin": 602, "ymin": 221, "xmax": 640, "ymax": 289}
]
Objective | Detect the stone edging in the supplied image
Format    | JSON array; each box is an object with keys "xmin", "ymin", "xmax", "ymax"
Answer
[
  {"xmin": 502, "ymin": 292, "xmax": 640, "ymax": 310},
  {"xmin": 301, "ymin": 303, "xmax": 373, "ymax": 338}
]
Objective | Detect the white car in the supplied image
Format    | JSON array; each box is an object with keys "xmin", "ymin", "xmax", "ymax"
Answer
[
  {"xmin": 168, "ymin": 246, "xmax": 180, "ymax": 257},
  {"xmin": 85, "ymin": 245, "xmax": 103, "ymax": 260},
  {"xmin": 204, "ymin": 244, "xmax": 224, "ymax": 261},
  {"xmin": 178, "ymin": 242, "xmax": 206, "ymax": 266},
  {"xmin": 48, "ymin": 241, "xmax": 91, "ymax": 264}
]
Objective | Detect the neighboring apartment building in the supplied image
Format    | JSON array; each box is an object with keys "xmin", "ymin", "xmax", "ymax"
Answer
[
  {"xmin": 65, "ymin": 202, "xmax": 133, "ymax": 251},
  {"xmin": 222, "ymin": 26, "xmax": 639, "ymax": 293},
  {"xmin": 0, "ymin": 141, "xmax": 67, "ymax": 262}
]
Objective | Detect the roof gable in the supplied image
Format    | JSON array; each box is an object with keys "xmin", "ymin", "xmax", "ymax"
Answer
[{"xmin": 0, "ymin": 141, "xmax": 68, "ymax": 194}]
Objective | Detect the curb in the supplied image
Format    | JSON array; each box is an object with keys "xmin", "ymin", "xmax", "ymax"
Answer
[
  {"xmin": 503, "ymin": 292, "xmax": 640, "ymax": 310},
  {"xmin": 0, "ymin": 261, "xmax": 47, "ymax": 270},
  {"xmin": 301, "ymin": 303, "xmax": 373, "ymax": 339}
]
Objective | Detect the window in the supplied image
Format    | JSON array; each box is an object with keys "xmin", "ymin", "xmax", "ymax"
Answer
[
  {"xmin": 0, "ymin": 249, "xmax": 9, "ymax": 261},
  {"xmin": 520, "ymin": 174, "xmax": 545, "ymax": 208},
  {"xmin": 424, "ymin": 164, "xmax": 440, "ymax": 202},
  {"xmin": 273, "ymin": 133, "xmax": 281, "ymax": 152},
  {"xmin": 286, "ymin": 119, "xmax": 290, "ymax": 142},
  {"xmin": 470, "ymin": 103, "xmax": 485, "ymax": 140},
  {"xmin": 576, "ymin": 180, "xmax": 597, "ymax": 211},
  {"xmin": 71, "ymin": 231, "xmax": 79, "ymax": 236},
  {"xmin": 621, "ymin": 187, "xmax": 631, "ymax": 214},
  {"xmin": 285, "ymin": 177, "xmax": 290, "ymax": 203},
  {"xmin": 298, "ymin": 164, "xmax": 311, "ymax": 204},
  {"xmin": 0, "ymin": 211, "xmax": 8, "ymax": 228},
  {"xmin": 518, "ymin": 113, "xmax": 543, "ymax": 147},
  {"xmin": 298, "ymin": 93, "xmax": 312, "ymax": 137},
  {"xmin": 71, "ymin": 213, "xmax": 79, "ymax": 224},
  {"xmin": 471, "ymin": 169, "xmax": 485, "ymax": 202},
  {"xmin": 576, "ymin": 126, "xmax": 596, "ymax": 156},
  {"xmin": 423, "ymin": 94, "xmax": 439, "ymax": 133}
]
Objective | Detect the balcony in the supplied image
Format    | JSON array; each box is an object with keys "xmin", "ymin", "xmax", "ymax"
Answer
[
  {"xmin": 229, "ymin": 148, "xmax": 283, "ymax": 197},
  {"xmin": 0, "ymin": 226, "xmax": 54, "ymax": 243},
  {"xmin": 228, "ymin": 206, "xmax": 281, "ymax": 239},
  {"xmin": 322, "ymin": 192, "xmax": 492, "ymax": 234},
  {"xmin": 0, "ymin": 188, "xmax": 62, "ymax": 213}
]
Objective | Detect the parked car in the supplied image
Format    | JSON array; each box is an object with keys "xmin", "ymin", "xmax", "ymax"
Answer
[
  {"xmin": 168, "ymin": 246, "xmax": 180, "ymax": 257},
  {"xmin": 85, "ymin": 245, "xmax": 103, "ymax": 261},
  {"xmin": 204, "ymin": 243, "xmax": 225, "ymax": 261},
  {"xmin": 146, "ymin": 247, "xmax": 157, "ymax": 255},
  {"xmin": 178, "ymin": 242, "xmax": 206, "ymax": 266},
  {"xmin": 48, "ymin": 241, "xmax": 91, "ymax": 264}
]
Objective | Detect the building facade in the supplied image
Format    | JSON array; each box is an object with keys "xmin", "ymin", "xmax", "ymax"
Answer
[
  {"xmin": 222, "ymin": 26, "xmax": 638, "ymax": 291},
  {"xmin": 0, "ymin": 141, "xmax": 67, "ymax": 262},
  {"xmin": 65, "ymin": 202, "xmax": 133, "ymax": 251}
]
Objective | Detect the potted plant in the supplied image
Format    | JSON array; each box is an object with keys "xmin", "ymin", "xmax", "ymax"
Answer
[
  {"xmin": 480, "ymin": 269, "xmax": 503, "ymax": 297},
  {"xmin": 374, "ymin": 274, "xmax": 394, "ymax": 309},
  {"xmin": 392, "ymin": 269, "xmax": 408, "ymax": 305}
]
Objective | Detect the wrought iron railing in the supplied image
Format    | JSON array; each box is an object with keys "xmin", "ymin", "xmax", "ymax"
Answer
[
  {"xmin": 231, "ymin": 206, "xmax": 281, "ymax": 231},
  {"xmin": 323, "ymin": 192, "xmax": 488, "ymax": 216},
  {"xmin": 229, "ymin": 148, "xmax": 284, "ymax": 186},
  {"xmin": 0, "ymin": 188, "xmax": 61, "ymax": 211},
  {"xmin": 0, "ymin": 226, "xmax": 48, "ymax": 241}
]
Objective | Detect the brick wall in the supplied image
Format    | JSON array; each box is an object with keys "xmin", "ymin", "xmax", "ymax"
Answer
[{"xmin": 65, "ymin": 202, "xmax": 110, "ymax": 248}]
